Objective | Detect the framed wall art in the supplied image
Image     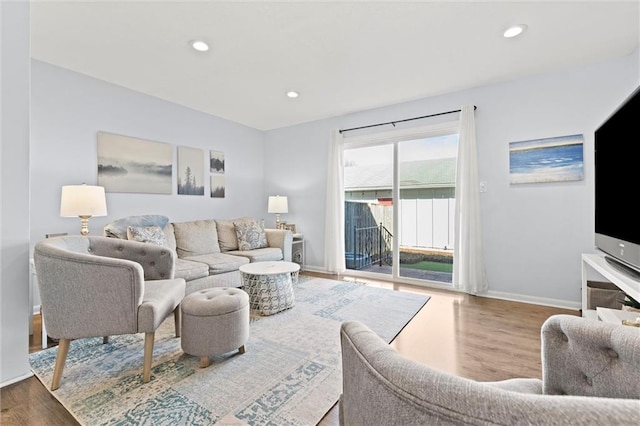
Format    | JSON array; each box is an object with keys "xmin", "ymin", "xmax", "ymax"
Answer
[
  {"xmin": 210, "ymin": 150, "xmax": 225, "ymax": 174},
  {"xmin": 509, "ymin": 134, "xmax": 584, "ymax": 184},
  {"xmin": 178, "ymin": 146, "xmax": 205, "ymax": 195},
  {"xmin": 97, "ymin": 131, "xmax": 173, "ymax": 194},
  {"xmin": 211, "ymin": 176, "xmax": 225, "ymax": 198}
]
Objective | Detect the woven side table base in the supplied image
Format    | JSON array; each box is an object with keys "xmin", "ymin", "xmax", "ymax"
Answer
[{"xmin": 242, "ymin": 272, "xmax": 295, "ymax": 315}]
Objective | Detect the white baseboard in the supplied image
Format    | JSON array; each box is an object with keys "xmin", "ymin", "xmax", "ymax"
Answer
[
  {"xmin": 481, "ymin": 290, "xmax": 581, "ymax": 311},
  {"xmin": 300, "ymin": 266, "xmax": 581, "ymax": 311},
  {"xmin": 0, "ymin": 371, "xmax": 34, "ymax": 389},
  {"xmin": 300, "ymin": 265, "xmax": 326, "ymax": 274}
]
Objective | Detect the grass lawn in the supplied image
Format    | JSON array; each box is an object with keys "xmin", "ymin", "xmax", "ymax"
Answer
[{"xmin": 400, "ymin": 261, "xmax": 453, "ymax": 273}]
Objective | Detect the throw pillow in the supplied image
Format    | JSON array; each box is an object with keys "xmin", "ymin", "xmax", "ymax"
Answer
[
  {"xmin": 126, "ymin": 225, "xmax": 169, "ymax": 247},
  {"xmin": 216, "ymin": 217, "xmax": 253, "ymax": 252},
  {"xmin": 234, "ymin": 220, "xmax": 268, "ymax": 251}
]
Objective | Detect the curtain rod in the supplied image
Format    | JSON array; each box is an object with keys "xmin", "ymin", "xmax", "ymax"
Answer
[{"xmin": 339, "ymin": 105, "xmax": 477, "ymax": 134}]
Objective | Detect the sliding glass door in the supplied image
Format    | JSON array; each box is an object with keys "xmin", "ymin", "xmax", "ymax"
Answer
[
  {"xmin": 344, "ymin": 144, "xmax": 393, "ymax": 277},
  {"xmin": 397, "ymin": 135, "xmax": 457, "ymax": 283},
  {"xmin": 343, "ymin": 125, "xmax": 458, "ymax": 285}
]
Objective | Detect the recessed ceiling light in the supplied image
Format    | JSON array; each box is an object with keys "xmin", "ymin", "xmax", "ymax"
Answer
[
  {"xmin": 286, "ymin": 91, "xmax": 300, "ymax": 98},
  {"xmin": 503, "ymin": 24, "xmax": 527, "ymax": 38},
  {"xmin": 191, "ymin": 40, "xmax": 209, "ymax": 52}
]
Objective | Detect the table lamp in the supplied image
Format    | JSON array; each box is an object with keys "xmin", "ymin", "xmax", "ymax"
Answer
[
  {"xmin": 268, "ymin": 195, "xmax": 288, "ymax": 228},
  {"xmin": 60, "ymin": 184, "xmax": 108, "ymax": 236}
]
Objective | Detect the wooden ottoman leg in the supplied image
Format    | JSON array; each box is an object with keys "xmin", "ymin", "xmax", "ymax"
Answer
[
  {"xmin": 200, "ymin": 356, "xmax": 210, "ymax": 368},
  {"xmin": 239, "ymin": 345, "xmax": 246, "ymax": 354}
]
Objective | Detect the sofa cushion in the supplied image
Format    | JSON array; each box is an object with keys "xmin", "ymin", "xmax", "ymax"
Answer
[
  {"xmin": 173, "ymin": 220, "xmax": 221, "ymax": 258},
  {"xmin": 126, "ymin": 225, "xmax": 169, "ymax": 247},
  {"xmin": 184, "ymin": 253, "xmax": 250, "ymax": 275},
  {"xmin": 174, "ymin": 259, "xmax": 210, "ymax": 281},
  {"xmin": 234, "ymin": 220, "xmax": 268, "ymax": 251},
  {"xmin": 228, "ymin": 248, "xmax": 283, "ymax": 262},
  {"xmin": 163, "ymin": 223, "xmax": 177, "ymax": 252},
  {"xmin": 215, "ymin": 217, "xmax": 253, "ymax": 252},
  {"xmin": 104, "ymin": 215, "xmax": 169, "ymax": 239}
]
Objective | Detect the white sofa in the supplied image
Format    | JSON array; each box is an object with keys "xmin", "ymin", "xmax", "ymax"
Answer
[{"xmin": 104, "ymin": 215, "xmax": 292, "ymax": 294}]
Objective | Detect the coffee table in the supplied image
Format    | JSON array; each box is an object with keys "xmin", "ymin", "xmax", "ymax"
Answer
[{"xmin": 239, "ymin": 261, "xmax": 300, "ymax": 315}]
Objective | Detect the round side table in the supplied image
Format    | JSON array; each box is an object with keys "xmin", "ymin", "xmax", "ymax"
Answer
[{"xmin": 239, "ymin": 261, "xmax": 300, "ymax": 315}]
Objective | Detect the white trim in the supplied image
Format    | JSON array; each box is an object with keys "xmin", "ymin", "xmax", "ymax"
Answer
[
  {"xmin": 0, "ymin": 371, "xmax": 34, "ymax": 389},
  {"xmin": 300, "ymin": 267, "xmax": 580, "ymax": 310},
  {"xmin": 482, "ymin": 290, "xmax": 581, "ymax": 311}
]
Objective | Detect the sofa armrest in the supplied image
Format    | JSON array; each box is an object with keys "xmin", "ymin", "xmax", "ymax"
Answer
[
  {"xmin": 87, "ymin": 236, "xmax": 176, "ymax": 281},
  {"xmin": 541, "ymin": 314, "xmax": 640, "ymax": 399},
  {"xmin": 265, "ymin": 229, "xmax": 293, "ymax": 262}
]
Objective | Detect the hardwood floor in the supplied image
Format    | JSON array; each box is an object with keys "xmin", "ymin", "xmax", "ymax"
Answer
[{"xmin": 1, "ymin": 272, "xmax": 578, "ymax": 425}]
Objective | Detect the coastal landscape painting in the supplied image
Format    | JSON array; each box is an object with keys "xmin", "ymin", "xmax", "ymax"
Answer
[
  {"xmin": 509, "ymin": 134, "xmax": 584, "ymax": 184},
  {"xmin": 97, "ymin": 132, "xmax": 172, "ymax": 194}
]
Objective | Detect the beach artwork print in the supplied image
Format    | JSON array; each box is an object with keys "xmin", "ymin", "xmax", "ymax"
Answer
[
  {"xmin": 509, "ymin": 134, "xmax": 584, "ymax": 184},
  {"xmin": 178, "ymin": 146, "xmax": 205, "ymax": 195},
  {"xmin": 210, "ymin": 150, "xmax": 225, "ymax": 174},
  {"xmin": 97, "ymin": 132, "xmax": 172, "ymax": 194}
]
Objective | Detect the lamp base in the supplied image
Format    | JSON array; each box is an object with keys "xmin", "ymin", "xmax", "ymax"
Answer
[{"xmin": 79, "ymin": 215, "xmax": 92, "ymax": 236}]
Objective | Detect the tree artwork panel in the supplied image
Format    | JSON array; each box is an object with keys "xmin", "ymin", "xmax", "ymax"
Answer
[
  {"xmin": 178, "ymin": 146, "xmax": 205, "ymax": 195},
  {"xmin": 211, "ymin": 176, "xmax": 225, "ymax": 198},
  {"xmin": 210, "ymin": 150, "xmax": 225, "ymax": 174}
]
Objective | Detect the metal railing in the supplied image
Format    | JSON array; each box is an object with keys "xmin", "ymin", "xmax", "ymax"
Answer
[{"xmin": 346, "ymin": 223, "xmax": 393, "ymax": 270}]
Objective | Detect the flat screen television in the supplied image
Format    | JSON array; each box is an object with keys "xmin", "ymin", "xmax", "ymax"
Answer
[{"xmin": 594, "ymin": 85, "xmax": 640, "ymax": 278}]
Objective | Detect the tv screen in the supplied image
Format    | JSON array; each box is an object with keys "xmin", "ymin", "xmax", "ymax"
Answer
[{"xmin": 594, "ymin": 85, "xmax": 640, "ymax": 276}]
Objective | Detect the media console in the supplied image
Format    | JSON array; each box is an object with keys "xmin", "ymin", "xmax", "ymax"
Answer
[{"xmin": 581, "ymin": 253, "xmax": 640, "ymax": 322}]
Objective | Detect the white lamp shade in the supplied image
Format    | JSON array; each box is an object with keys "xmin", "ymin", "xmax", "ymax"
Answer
[
  {"xmin": 60, "ymin": 184, "xmax": 108, "ymax": 217},
  {"xmin": 268, "ymin": 195, "xmax": 288, "ymax": 214}
]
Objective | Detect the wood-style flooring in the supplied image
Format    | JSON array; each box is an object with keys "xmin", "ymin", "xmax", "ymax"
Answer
[{"xmin": 0, "ymin": 272, "xmax": 578, "ymax": 425}]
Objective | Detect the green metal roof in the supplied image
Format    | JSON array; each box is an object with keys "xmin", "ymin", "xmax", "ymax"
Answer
[{"xmin": 344, "ymin": 157, "xmax": 456, "ymax": 190}]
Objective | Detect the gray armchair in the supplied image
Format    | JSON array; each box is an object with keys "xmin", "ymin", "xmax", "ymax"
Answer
[
  {"xmin": 33, "ymin": 235, "xmax": 186, "ymax": 390},
  {"xmin": 339, "ymin": 315, "xmax": 640, "ymax": 425}
]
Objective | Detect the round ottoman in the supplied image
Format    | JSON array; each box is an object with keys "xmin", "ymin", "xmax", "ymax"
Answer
[{"xmin": 181, "ymin": 287, "xmax": 250, "ymax": 368}]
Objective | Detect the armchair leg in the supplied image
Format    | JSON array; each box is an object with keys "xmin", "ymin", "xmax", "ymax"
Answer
[
  {"xmin": 143, "ymin": 332, "xmax": 155, "ymax": 383},
  {"xmin": 103, "ymin": 336, "xmax": 109, "ymax": 344},
  {"xmin": 174, "ymin": 307, "xmax": 181, "ymax": 338},
  {"xmin": 51, "ymin": 338, "xmax": 70, "ymax": 391}
]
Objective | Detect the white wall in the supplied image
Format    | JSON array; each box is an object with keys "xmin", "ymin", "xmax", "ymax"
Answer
[
  {"xmin": 1, "ymin": 0, "xmax": 32, "ymax": 387},
  {"xmin": 30, "ymin": 60, "xmax": 266, "ymax": 247},
  {"xmin": 264, "ymin": 50, "xmax": 639, "ymax": 307}
]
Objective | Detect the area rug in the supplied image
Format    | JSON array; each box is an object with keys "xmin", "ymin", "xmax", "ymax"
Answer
[{"xmin": 29, "ymin": 276, "xmax": 430, "ymax": 425}]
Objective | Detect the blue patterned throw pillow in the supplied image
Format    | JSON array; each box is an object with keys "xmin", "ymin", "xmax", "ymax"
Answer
[
  {"xmin": 126, "ymin": 225, "xmax": 169, "ymax": 247},
  {"xmin": 233, "ymin": 220, "xmax": 268, "ymax": 251}
]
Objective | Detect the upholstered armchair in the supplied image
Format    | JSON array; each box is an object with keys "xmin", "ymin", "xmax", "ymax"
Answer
[
  {"xmin": 33, "ymin": 235, "xmax": 186, "ymax": 390},
  {"xmin": 339, "ymin": 315, "xmax": 640, "ymax": 425}
]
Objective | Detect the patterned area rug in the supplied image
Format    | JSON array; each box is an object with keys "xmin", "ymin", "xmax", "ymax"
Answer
[{"xmin": 30, "ymin": 276, "xmax": 429, "ymax": 425}]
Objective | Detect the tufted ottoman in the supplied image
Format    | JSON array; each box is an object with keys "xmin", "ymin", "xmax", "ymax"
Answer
[{"xmin": 180, "ymin": 287, "xmax": 250, "ymax": 368}]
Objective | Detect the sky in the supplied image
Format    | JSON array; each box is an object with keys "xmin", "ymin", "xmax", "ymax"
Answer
[{"xmin": 344, "ymin": 134, "xmax": 459, "ymax": 166}]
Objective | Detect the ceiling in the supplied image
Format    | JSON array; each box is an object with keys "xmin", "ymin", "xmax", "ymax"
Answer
[{"xmin": 30, "ymin": 1, "xmax": 640, "ymax": 131}]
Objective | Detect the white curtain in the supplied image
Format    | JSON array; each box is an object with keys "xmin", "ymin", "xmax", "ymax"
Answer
[
  {"xmin": 453, "ymin": 105, "xmax": 488, "ymax": 294},
  {"xmin": 324, "ymin": 129, "xmax": 346, "ymax": 274}
]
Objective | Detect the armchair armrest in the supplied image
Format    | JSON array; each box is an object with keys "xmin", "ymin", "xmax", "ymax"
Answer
[
  {"xmin": 541, "ymin": 314, "xmax": 640, "ymax": 399},
  {"xmin": 87, "ymin": 236, "xmax": 176, "ymax": 281},
  {"xmin": 34, "ymin": 238, "xmax": 145, "ymax": 338},
  {"xmin": 265, "ymin": 229, "xmax": 293, "ymax": 261}
]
